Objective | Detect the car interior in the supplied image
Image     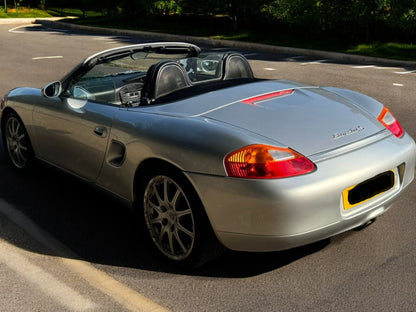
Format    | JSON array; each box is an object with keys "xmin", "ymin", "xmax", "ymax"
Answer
[
  {"xmin": 137, "ymin": 53, "xmax": 256, "ymax": 106},
  {"xmin": 66, "ymin": 52, "xmax": 257, "ymax": 107}
]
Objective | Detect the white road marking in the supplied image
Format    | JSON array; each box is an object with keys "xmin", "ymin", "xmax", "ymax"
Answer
[
  {"xmin": 393, "ymin": 83, "xmax": 404, "ymax": 87},
  {"xmin": 61, "ymin": 258, "xmax": 170, "ymax": 312},
  {"xmin": 93, "ymin": 36, "xmax": 120, "ymax": 40},
  {"xmin": 32, "ymin": 56, "xmax": 64, "ymax": 60},
  {"xmin": 285, "ymin": 57, "xmax": 304, "ymax": 62},
  {"xmin": 8, "ymin": 24, "xmax": 70, "ymax": 34},
  {"xmin": 301, "ymin": 60, "xmax": 329, "ymax": 65},
  {"xmin": 352, "ymin": 65, "xmax": 375, "ymax": 69},
  {"xmin": 394, "ymin": 70, "xmax": 416, "ymax": 74},
  {"xmin": 0, "ymin": 199, "xmax": 171, "ymax": 312},
  {"xmin": 0, "ymin": 239, "xmax": 97, "ymax": 312},
  {"xmin": 374, "ymin": 66, "xmax": 401, "ymax": 70},
  {"xmin": 8, "ymin": 24, "xmax": 34, "ymax": 33},
  {"xmin": 351, "ymin": 65, "xmax": 415, "ymax": 75},
  {"xmin": 92, "ymin": 36, "xmax": 129, "ymax": 43}
]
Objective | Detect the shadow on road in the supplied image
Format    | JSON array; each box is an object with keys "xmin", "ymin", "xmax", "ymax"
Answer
[
  {"xmin": 16, "ymin": 23, "xmax": 416, "ymax": 72},
  {"xmin": 0, "ymin": 139, "xmax": 329, "ymax": 278}
]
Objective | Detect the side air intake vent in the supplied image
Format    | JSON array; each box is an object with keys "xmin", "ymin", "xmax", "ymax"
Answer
[{"xmin": 107, "ymin": 140, "xmax": 126, "ymax": 167}]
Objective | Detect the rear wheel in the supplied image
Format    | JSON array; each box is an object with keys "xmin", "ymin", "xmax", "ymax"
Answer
[
  {"xmin": 139, "ymin": 167, "xmax": 224, "ymax": 268},
  {"xmin": 144, "ymin": 175, "xmax": 195, "ymax": 261},
  {"xmin": 3, "ymin": 112, "xmax": 34, "ymax": 170}
]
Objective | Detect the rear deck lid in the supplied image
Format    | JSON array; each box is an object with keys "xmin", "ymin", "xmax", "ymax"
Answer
[{"xmin": 201, "ymin": 84, "xmax": 384, "ymax": 156}]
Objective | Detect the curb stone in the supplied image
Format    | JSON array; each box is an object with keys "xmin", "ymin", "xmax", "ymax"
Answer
[{"xmin": 0, "ymin": 17, "xmax": 68, "ymax": 24}]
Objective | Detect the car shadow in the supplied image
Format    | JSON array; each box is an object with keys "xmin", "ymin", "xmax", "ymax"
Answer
[
  {"xmin": 0, "ymin": 141, "xmax": 330, "ymax": 278},
  {"xmin": 187, "ymin": 239, "xmax": 329, "ymax": 278}
]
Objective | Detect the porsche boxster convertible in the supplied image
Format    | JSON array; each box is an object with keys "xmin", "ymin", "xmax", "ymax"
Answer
[{"xmin": 1, "ymin": 42, "xmax": 415, "ymax": 267}]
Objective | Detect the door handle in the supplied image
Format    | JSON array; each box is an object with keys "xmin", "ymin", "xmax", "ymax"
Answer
[{"xmin": 94, "ymin": 126, "xmax": 108, "ymax": 138}]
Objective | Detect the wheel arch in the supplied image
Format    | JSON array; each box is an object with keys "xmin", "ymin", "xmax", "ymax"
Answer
[
  {"xmin": 133, "ymin": 157, "xmax": 195, "ymax": 207},
  {"xmin": 1, "ymin": 107, "xmax": 17, "ymax": 136},
  {"xmin": 132, "ymin": 157, "xmax": 225, "ymax": 266},
  {"xmin": 1, "ymin": 107, "xmax": 34, "ymax": 150}
]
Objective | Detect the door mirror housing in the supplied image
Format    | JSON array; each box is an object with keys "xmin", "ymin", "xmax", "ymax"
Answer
[{"xmin": 41, "ymin": 81, "xmax": 62, "ymax": 98}]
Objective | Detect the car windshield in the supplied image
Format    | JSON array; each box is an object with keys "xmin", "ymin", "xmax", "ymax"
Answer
[{"xmin": 82, "ymin": 51, "xmax": 225, "ymax": 83}]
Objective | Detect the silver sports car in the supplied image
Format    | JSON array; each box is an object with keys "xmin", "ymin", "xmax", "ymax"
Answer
[{"xmin": 1, "ymin": 42, "xmax": 415, "ymax": 267}]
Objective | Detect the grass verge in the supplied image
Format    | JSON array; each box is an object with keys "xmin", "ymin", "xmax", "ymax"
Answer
[{"xmin": 0, "ymin": 7, "xmax": 51, "ymax": 18}]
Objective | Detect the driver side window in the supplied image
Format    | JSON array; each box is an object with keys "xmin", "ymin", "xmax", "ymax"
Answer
[{"xmin": 65, "ymin": 64, "xmax": 117, "ymax": 104}]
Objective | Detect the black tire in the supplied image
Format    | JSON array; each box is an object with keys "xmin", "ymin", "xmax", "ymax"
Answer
[
  {"xmin": 2, "ymin": 112, "xmax": 34, "ymax": 170},
  {"xmin": 138, "ymin": 166, "xmax": 224, "ymax": 269}
]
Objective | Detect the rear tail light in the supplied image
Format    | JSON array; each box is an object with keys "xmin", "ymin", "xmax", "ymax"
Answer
[
  {"xmin": 377, "ymin": 107, "xmax": 404, "ymax": 138},
  {"xmin": 224, "ymin": 144, "xmax": 315, "ymax": 179}
]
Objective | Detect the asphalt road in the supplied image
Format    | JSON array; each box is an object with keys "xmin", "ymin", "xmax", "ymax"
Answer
[{"xmin": 0, "ymin": 23, "xmax": 415, "ymax": 312}]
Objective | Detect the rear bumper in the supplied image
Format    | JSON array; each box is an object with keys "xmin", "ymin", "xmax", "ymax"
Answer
[
  {"xmin": 212, "ymin": 203, "xmax": 392, "ymax": 252},
  {"xmin": 186, "ymin": 133, "xmax": 416, "ymax": 252}
]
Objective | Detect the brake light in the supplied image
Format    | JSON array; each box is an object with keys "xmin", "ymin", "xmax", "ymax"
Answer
[
  {"xmin": 224, "ymin": 144, "xmax": 315, "ymax": 179},
  {"xmin": 242, "ymin": 89, "xmax": 294, "ymax": 105},
  {"xmin": 377, "ymin": 107, "xmax": 403, "ymax": 138}
]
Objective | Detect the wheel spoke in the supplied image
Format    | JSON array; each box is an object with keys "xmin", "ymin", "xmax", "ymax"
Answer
[
  {"xmin": 148, "ymin": 200, "xmax": 163, "ymax": 215},
  {"xmin": 12, "ymin": 121, "xmax": 20, "ymax": 136},
  {"xmin": 170, "ymin": 189, "xmax": 181, "ymax": 208},
  {"xmin": 177, "ymin": 222, "xmax": 194, "ymax": 238},
  {"xmin": 167, "ymin": 231, "xmax": 175, "ymax": 255},
  {"xmin": 6, "ymin": 136, "xmax": 15, "ymax": 146},
  {"xmin": 176, "ymin": 208, "xmax": 192, "ymax": 218},
  {"xmin": 152, "ymin": 184, "xmax": 164, "ymax": 206},
  {"xmin": 149, "ymin": 215, "xmax": 164, "ymax": 225},
  {"xmin": 158, "ymin": 226, "xmax": 168, "ymax": 244},
  {"xmin": 163, "ymin": 179, "xmax": 169, "ymax": 203},
  {"xmin": 8, "ymin": 120, "xmax": 16, "ymax": 136},
  {"xmin": 173, "ymin": 230, "xmax": 187, "ymax": 253},
  {"xmin": 16, "ymin": 150, "xmax": 26, "ymax": 164}
]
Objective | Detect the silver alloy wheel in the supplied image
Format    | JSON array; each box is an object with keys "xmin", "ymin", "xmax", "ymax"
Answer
[
  {"xmin": 143, "ymin": 175, "xmax": 195, "ymax": 261},
  {"xmin": 5, "ymin": 116, "xmax": 29, "ymax": 169}
]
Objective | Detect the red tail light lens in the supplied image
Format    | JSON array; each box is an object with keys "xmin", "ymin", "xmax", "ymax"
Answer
[
  {"xmin": 377, "ymin": 107, "xmax": 404, "ymax": 138},
  {"xmin": 242, "ymin": 89, "xmax": 294, "ymax": 105},
  {"xmin": 224, "ymin": 145, "xmax": 315, "ymax": 179}
]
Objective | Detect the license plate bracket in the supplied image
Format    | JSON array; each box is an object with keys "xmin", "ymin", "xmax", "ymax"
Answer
[{"xmin": 343, "ymin": 170, "xmax": 395, "ymax": 210}]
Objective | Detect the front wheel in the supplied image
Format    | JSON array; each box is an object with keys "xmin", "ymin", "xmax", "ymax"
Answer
[
  {"xmin": 140, "ymin": 169, "xmax": 223, "ymax": 268},
  {"xmin": 3, "ymin": 112, "xmax": 34, "ymax": 170}
]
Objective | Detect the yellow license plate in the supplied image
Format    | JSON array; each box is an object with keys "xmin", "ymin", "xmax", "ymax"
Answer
[{"xmin": 343, "ymin": 170, "xmax": 395, "ymax": 210}]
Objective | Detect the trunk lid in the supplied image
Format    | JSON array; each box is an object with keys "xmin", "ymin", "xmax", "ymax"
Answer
[{"xmin": 201, "ymin": 83, "xmax": 384, "ymax": 156}]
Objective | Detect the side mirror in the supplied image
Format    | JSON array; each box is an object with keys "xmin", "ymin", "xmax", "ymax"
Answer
[{"xmin": 41, "ymin": 81, "xmax": 62, "ymax": 98}]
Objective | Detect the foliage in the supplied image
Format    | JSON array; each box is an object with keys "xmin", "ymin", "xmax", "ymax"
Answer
[
  {"xmin": 2, "ymin": 0, "xmax": 416, "ymax": 46},
  {"xmin": 260, "ymin": 0, "xmax": 416, "ymax": 41}
]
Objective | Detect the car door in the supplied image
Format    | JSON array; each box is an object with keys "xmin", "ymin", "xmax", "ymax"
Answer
[{"xmin": 32, "ymin": 93, "xmax": 118, "ymax": 181}]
